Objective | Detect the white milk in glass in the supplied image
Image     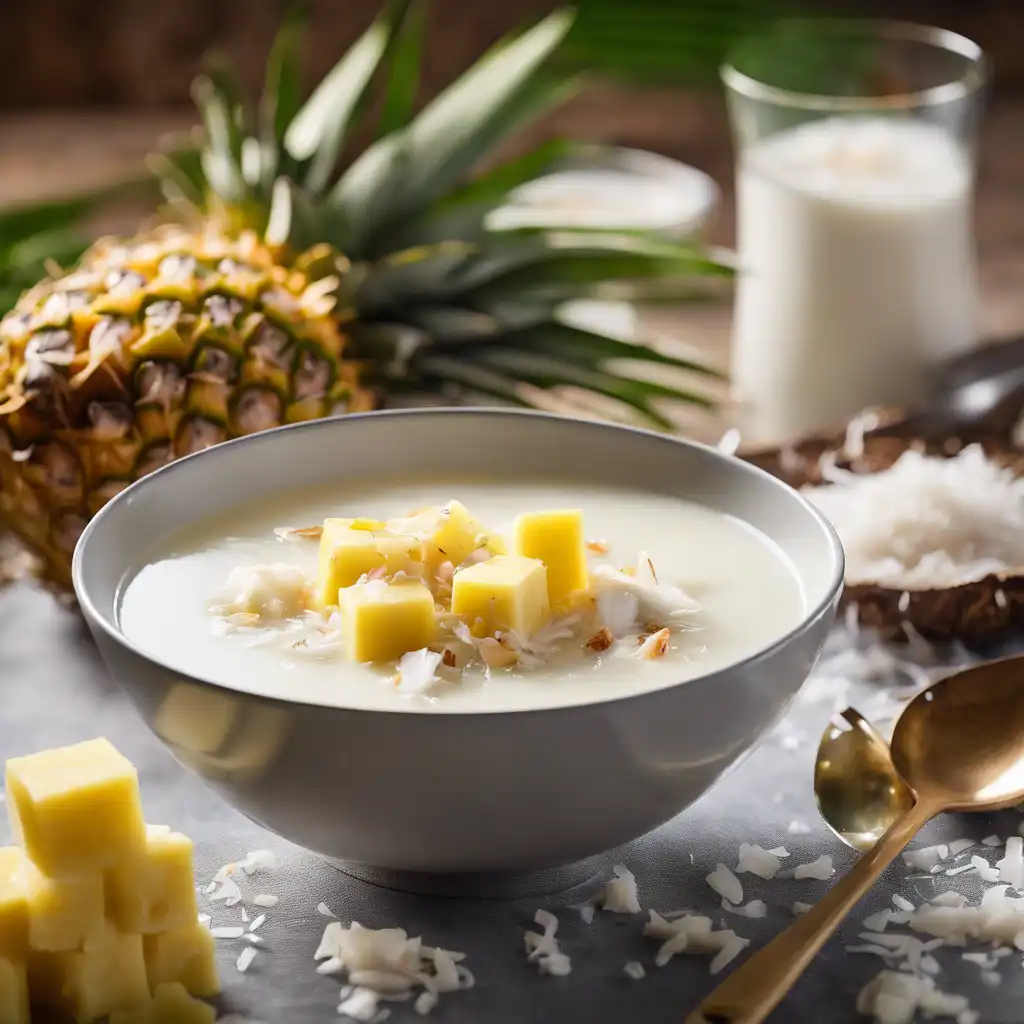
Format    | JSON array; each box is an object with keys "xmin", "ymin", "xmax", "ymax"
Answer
[{"xmin": 732, "ymin": 116, "xmax": 978, "ymax": 443}]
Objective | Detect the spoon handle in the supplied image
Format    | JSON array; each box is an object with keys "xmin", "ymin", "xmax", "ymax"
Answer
[{"xmin": 684, "ymin": 798, "xmax": 937, "ymax": 1024}]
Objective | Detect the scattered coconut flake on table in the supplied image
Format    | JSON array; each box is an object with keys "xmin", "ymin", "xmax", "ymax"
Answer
[
  {"xmin": 706, "ymin": 864, "xmax": 744, "ymax": 905},
  {"xmin": 735, "ymin": 843, "xmax": 784, "ymax": 879},
  {"xmin": 863, "ymin": 910, "xmax": 892, "ymax": 932},
  {"xmin": 594, "ymin": 865, "xmax": 641, "ymax": 914},
  {"xmin": 787, "ymin": 820, "xmax": 812, "ymax": 835},
  {"xmin": 623, "ymin": 961, "xmax": 646, "ymax": 981},
  {"xmin": 241, "ymin": 849, "xmax": 277, "ymax": 874},
  {"xmin": 948, "ymin": 839, "xmax": 976, "ymax": 857},
  {"xmin": 722, "ymin": 899, "xmax": 768, "ymax": 920},
  {"xmin": 794, "ymin": 856, "xmax": 835, "ymax": 881},
  {"xmin": 237, "ymin": 946, "xmax": 258, "ymax": 973},
  {"xmin": 318, "ymin": 902, "xmax": 339, "ymax": 918},
  {"xmin": 902, "ymin": 845, "xmax": 949, "ymax": 872},
  {"xmin": 209, "ymin": 877, "xmax": 243, "ymax": 907},
  {"xmin": 249, "ymin": 914, "xmax": 267, "ymax": 933},
  {"xmin": 793, "ymin": 903, "xmax": 813, "ymax": 916},
  {"xmin": 525, "ymin": 910, "xmax": 571, "ymax": 976},
  {"xmin": 804, "ymin": 444, "xmax": 1024, "ymax": 588},
  {"xmin": 996, "ymin": 836, "xmax": 1024, "ymax": 888},
  {"xmin": 857, "ymin": 969, "xmax": 975, "ymax": 1024},
  {"xmin": 971, "ymin": 855, "xmax": 1001, "ymax": 883},
  {"xmin": 982, "ymin": 835, "xmax": 1003, "ymax": 847},
  {"xmin": 315, "ymin": 920, "xmax": 470, "ymax": 1015},
  {"xmin": 212, "ymin": 926, "xmax": 246, "ymax": 939},
  {"xmin": 254, "ymin": 894, "xmax": 279, "ymax": 908},
  {"xmin": 644, "ymin": 911, "xmax": 750, "ymax": 975}
]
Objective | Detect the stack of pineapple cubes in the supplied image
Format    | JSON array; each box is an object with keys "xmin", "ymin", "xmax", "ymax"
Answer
[
  {"xmin": 317, "ymin": 501, "xmax": 590, "ymax": 663},
  {"xmin": 0, "ymin": 738, "xmax": 220, "ymax": 1023}
]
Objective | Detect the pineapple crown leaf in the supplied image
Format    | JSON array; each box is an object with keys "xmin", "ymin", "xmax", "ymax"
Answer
[{"xmin": 283, "ymin": 0, "xmax": 415, "ymax": 193}]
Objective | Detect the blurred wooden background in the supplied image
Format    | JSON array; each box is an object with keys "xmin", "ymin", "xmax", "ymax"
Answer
[
  {"xmin": 1, "ymin": 0, "xmax": 1023, "ymax": 108},
  {"xmin": 1, "ymin": 0, "xmax": 1022, "ymax": 421}
]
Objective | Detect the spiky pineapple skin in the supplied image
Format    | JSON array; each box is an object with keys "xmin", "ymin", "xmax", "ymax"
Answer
[{"xmin": 0, "ymin": 226, "xmax": 374, "ymax": 591}]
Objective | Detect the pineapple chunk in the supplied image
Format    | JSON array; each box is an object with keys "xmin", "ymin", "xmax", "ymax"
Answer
[
  {"xmin": 110, "ymin": 981, "xmax": 217, "ymax": 1024},
  {"xmin": 315, "ymin": 518, "xmax": 423, "ymax": 608},
  {"xmin": 513, "ymin": 509, "xmax": 589, "ymax": 607},
  {"xmin": 451, "ymin": 555, "xmax": 550, "ymax": 637},
  {"xmin": 428, "ymin": 500, "xmax": 506, "ymax": 568},
  {"xmin": 0, "ymin": 958, "xmax": 28, "ymax": 1024},
  {"xmin": 143, "ymin": 922, "xmax": 220, "ymax": 998},
  {"xmin": 21, "ymin": 857, "xmax": 104, "ymax": 953},
  {"xmin": 37, "ymin": 923, "xmax": 150, "ymax": 1021},
  {"xmin": 339, "ymin": 580, "xmax": 437, "ymax": 663},
  {"xmin": 0, "ymin": 849, "xmax": 27, "ymax": 961},
  {"xmin": 6, "ymin": 738, "xmax": 146, "ymax": 877},
  {"xmin": 105, "ymin": 824, "xmax": 198, "ymax": 935}
]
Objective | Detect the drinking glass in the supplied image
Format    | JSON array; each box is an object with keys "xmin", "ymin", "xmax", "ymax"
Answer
[{"xmin": 722, "ymin": 20, "xmax": 988, "ymax": 445}]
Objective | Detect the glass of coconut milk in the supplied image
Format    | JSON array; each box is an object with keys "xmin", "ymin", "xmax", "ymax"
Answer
[{"xmin": 722, "ymin": 20, "xmax": 988, "ymax": 446}]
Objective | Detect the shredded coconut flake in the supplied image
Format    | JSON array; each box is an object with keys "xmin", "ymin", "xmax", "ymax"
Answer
[
  {"xmin": 236, "ymin": 946, "xmax": 258, "ymax": 973},
  {"xmin": 595, "ymin": 865, "xmax": 641, "ymax": 914},
  {"xmin": 525, "ymin": 909, "xmax": 571, "ymax": 976},
  {"xmin": 794, "ymin": 856, "xmax": 835, "ymax": 881},
  {"xmin": 996, "ymin": 836, "xmax": 1024, "ymax": 888},
  {"xmin": 736, "ymin": 843, "xmax": 783, "ymax": 880},
  {"xmin": 318, "ymin": 902, "xmax": 339, "ymax": 918},
  {"xmin": 212, "ymin": 926, "xmax": 245, "ymax": 939},
  {"xmin": 623, "ymin": 961, "xmax": 646, "ymax": 981},
  {"xmin": 792, "ymin": 902, "xmax": 813, "ymax": 916},
  {"xmin": 644, "ymin": 910, "xmax": 750, "ymax": 974},
  {"xmin": 254, "ymin": 894, "xmax": 279, "ymax": 908},
  {"xmin": 315, "ymin": 921, "xmax": 469, "ymax": 1015},
  {"xmin": 706, "ymin": 864, "xmax": 744, "ymax": 905},
  {"xmin": 902, "ymin": 845, "xmax": 949, "ymax": 872},
  {"xmin": 805, "ymin": 445, "xmax": 1024, "ymax": 588}
]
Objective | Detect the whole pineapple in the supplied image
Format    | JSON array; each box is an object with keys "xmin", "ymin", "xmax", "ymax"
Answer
[{"xmin": 0, "ymin": 3, "xmax": 728, "ymax": 593}]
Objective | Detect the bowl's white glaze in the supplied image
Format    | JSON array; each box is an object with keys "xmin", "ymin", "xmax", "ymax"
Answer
[{"xmin": 74, "ymin": 410, "xmax": 842, "ymax": 875}]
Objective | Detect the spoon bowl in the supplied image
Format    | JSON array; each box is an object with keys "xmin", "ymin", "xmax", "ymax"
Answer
[
  {"xmin": 892, "ymin": 657, "xmax": 1024, "ymax": 810},
  {"xmin": 814, "ymin": 708, "xmax": 913, "ymax": 851}
]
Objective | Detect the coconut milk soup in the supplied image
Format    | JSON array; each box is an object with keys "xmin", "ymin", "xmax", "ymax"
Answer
[{"xmin": 118, "ymin": 478, "xmax": 806, "ymax": 713}]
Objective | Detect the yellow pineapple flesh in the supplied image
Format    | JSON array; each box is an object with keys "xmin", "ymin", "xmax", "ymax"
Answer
[{"xmin": 0, "ymin": 227, "xmax": 374, "ymax": 590}]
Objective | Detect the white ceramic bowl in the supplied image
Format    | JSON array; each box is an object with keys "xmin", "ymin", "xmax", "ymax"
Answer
[{"xmin": 73, "ymin": 410, "xmax": 842, "ymax": 879}]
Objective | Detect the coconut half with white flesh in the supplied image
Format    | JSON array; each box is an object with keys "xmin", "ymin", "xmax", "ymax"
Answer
[{"xmin": 744, "ymin": 405, "xmax": 1024, "ymax": 645}]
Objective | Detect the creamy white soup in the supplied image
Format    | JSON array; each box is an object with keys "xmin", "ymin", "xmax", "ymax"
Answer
[{"xmin": 117, "ymin": 478, "xmax": 806, "ymax": 713}]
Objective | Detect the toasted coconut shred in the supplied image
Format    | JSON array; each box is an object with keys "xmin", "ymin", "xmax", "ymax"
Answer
[{"xmin": 804, "ymin": 445, "xmax": 1024, "ymax": 587}]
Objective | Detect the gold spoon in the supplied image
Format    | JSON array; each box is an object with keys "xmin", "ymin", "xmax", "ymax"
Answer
[
  {"xmin": 814, "ymin": 707, "xmax": 913, "ymax": 852},
  {"xmin": 685, "ymin": 655, "xmax": 1024, "ymax": 1024}
]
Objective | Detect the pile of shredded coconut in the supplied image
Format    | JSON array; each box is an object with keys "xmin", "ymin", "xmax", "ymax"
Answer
[{"xmin": 804, "ymin": 445, "xmax": 1024, "ymax": 587}]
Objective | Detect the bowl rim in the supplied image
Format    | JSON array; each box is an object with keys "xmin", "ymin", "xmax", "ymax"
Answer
[{"xmin": 72, "ymin": 407, "xmax": 845, "ymax": 718}]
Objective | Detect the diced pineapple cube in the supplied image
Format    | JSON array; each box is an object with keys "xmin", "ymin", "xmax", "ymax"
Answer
[
  {"xmin": 513, "ymin": 509, "xmax": 589, "ymax": 607},
  {"xmin": 428, "ymin": 500, "xmax": 505, "ymax": 568},
  {"xmin": 105, "ymin": 825, "xmax": 198, "ymax": 935},
  {"xmin": 143, "ymin": 922, "xmax": 220, "ymax": 998},
  {"xmin": 39, "ymin": 924, "xmax": 150, "ymax": 1021},
  {"xmin": 21, "ymin": 857, "xmax": 104, "ymax": 952},
  {"xmin": 0, "ymin": 849, "xmax": 27, "ymax": 961},
  {"xmin": 6, "ymin": 738, "xmax": 146, "ymax": 876},
  {"xmin": 339, "ymin": 580, "xmax": 437, "ymax": 663},
  {"xmin": 110, "ymin": 982, "xmax": 216, "ymax": 1024},
  {"xmin": 451, "ymin": 555, "xmax": 550, "ymax": 637},
  {"xmin": 0, "ymin": 958, "xmax": 28, "ymax": 1024},
  {"xmin": 315, "ymin": 518, "xmax": 423, "ymax": 608}
]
